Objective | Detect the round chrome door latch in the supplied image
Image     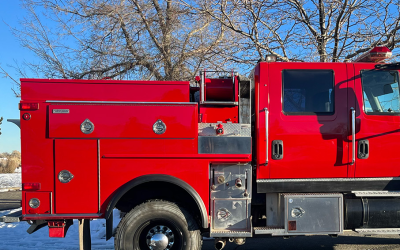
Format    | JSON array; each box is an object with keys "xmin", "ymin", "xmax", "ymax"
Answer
[
  {"xmin": 81, "ymin": 119, "xmax": 94, "ymax": 134},
  {"xmin": 291, "ymin": 206, "xmax": 305, "ymax": 218},
  {"xmin": 58, "ymin": 170, "xmax": 74, "ymax": 183},
  {"xmin": 153, "ymin": 119, "xmax": 166, "ymax": 134}
]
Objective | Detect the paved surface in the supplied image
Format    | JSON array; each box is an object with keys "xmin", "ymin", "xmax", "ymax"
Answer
[
  {"xmin": 0, "ymin": 191, "xmax": 21, "ymax": 211},
  {"xmin": 1, "ymin": 191, "xmax": 400, "ymax": 249},
  {"xmin": 202, "ymin": 233, "xmax": 400, "ymax": 249}
]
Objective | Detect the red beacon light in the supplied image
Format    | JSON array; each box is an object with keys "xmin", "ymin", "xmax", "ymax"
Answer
[{"xmin": 353, "ymin": 46, "xmax": 392, "ymax": 63}]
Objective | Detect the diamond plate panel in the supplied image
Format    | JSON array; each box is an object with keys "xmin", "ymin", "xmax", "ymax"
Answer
[
  {"xmin": 352, "ymin": 191, "xmax": 400, "ymax": 197},
  {"xmin": 198, "ymin": 123, "xmax": 251, "ymax": 137},
  {"xmin": 355, "ymin": 228, "xmax": 400, "ymax": 234}
]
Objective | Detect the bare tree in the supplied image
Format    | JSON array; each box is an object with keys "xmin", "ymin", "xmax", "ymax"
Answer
[
  {"xmin": 8, "ymin": 0, "xmax": 231, "ymax": 90},
  {"xmin": 5, "ymin": 0, "xmax": 400, "ymax": 95},
  {"xmin": 191, "ymin": 0, "xmax": 400, "ymax": 63}
]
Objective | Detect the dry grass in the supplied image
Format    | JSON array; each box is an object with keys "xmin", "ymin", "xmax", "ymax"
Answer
[{"xmin": 0, "ymin": 157, "xmax": 20, "ymax": 173}]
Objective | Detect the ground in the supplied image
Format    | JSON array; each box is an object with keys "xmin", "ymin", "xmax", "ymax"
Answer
[{"xmin": 2, "ymin": 171, "xmax": 400, "ymax": 249}]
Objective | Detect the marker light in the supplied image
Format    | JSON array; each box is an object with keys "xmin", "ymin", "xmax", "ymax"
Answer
[
  {"xmin": 353, "ymin": 47, "xmax": 392, "ymax": 63},
  {"xmin": 19, "ymin": 103, "xmax": 39, "ymax": 111},
  {"xmin": 22, "ymin": 113, "xmax": 31, "ymax": 121},
  {"xmin": 29, "ymin": 198, "xmax": 40, "ymax": 209},
  {"xmin": 265, "ymin": 54, "xmax": 277, "ymax": 62},
  {"xmin": 22, "ymin": 183, "xmax": 41, "ymax": 191}
]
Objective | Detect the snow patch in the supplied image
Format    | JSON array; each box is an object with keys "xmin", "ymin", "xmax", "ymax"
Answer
[
  {"xmin": 0, "ymin": 172, "xmax": 21, "ymax": 192},
  {"xmin": 0, "ymin": 209, "xmax": 122, "ymax": 250}
]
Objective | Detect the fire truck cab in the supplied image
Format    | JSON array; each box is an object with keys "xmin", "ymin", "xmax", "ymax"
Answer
[{"xmin": 7, "ymin": 47, "xmax": 400, "ymax": 250}]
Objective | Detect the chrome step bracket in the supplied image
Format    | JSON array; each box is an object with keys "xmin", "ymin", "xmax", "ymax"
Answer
[
  {"xmin": 352, "ymin": 191, "xmax": 400, "ymax": 197},
  {"xmin": 355, "ymin": 228, "xmax": 400, "ymax": 234}
]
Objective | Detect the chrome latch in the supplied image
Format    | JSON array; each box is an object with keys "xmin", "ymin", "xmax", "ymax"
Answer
[{"xmin": 58, "ymin": 170, "xmax": 74, "ymax": 183}]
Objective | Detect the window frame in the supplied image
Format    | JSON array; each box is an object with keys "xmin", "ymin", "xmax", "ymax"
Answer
[
  {"xmin": 282, "ymin": 69, "xmax": 335, "ymax": 116},
  {"xmin": 361, "ymin": 69, "xmax": 400, "ymax": 116}
]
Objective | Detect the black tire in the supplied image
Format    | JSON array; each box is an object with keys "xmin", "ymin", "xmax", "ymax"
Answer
[{"xmin": 114, "ymin": 200, "xmax": 202, "ymax": 250}]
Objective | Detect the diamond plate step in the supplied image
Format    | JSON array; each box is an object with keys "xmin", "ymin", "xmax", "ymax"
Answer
[
  {"xmin": 355, "ymin": 228, "xmax": 400, "ymax": 234},
  {"xmin": 254, "ymin": 226, "xmax": 285, "ymax": 235},
  {"xmin": 352, "ymin": 191, "xmax": 400, "ymax": 197},
  {"xmin": 210, "ymin": 230, "xmax": 252, "ymax": 237},
  {"xmin": 0, "ymin": 209, "xmax": 22, "ymax": 223},
  {"xmin": 198, "ymin": 123, "xmax": 251, "ymax": 137}
]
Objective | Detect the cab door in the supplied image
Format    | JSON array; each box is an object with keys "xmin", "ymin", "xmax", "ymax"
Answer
[
  {"xmin": 257, "ymin": 62, "xmax": 350, "ymax": 179},
  {"xmin": 352, "ymin": 64, "xmax": 400, "ymax": 177}
]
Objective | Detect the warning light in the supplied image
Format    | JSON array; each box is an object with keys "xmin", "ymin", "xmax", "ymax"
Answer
[{"xmin": 353, "ymin": 47, "xmax": 392, "ymax": 63}]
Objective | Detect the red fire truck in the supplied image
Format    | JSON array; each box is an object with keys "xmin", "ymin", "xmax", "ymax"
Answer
[{"xmin": 2, "ymin": 46, "xmax": 400, "ymax": 250}]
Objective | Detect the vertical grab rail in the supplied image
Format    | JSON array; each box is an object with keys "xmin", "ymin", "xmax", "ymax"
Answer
[
  {"xmin": 200, "ymin": 70, "xmax": 205, "ymax": 102},
  {"xmin": 351, "ymin": 107, "xmax": 355, "ymax": 165},
  {"xmin": 264, "ymin": 107, "xmax": 269, "ymax": 166}
]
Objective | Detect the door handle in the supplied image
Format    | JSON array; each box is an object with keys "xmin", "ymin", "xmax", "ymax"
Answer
[
  {"xmin": 264, "ymin": 108, "xmax": 269, "ymax": 165},
  {"xmin": 358, "ymin": 139, "xmax": 369, "ymax": 159},
  {"xmin": 351, "ymin": 107, "xmax": 355, "ymax": 165},
  {"xmin": 272, "ymin": 140, "xmax": 284, "ymax": 160}
]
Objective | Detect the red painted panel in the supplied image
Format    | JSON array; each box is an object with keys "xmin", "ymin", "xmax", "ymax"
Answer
[
  {"xmin": 99, "ymin": 158, "xmax": 210, "ymax": 214},
  {"xmin": 55, "ymin": 140, "xmax": 98, "ymax": 214},
  {"xmin": 49, "ymin": 104, "xmax": 197, "ymax": 138},
  {"xmin": 101, "ymin": 139, "xmax": 197, "ymax": 155},
  {"xmin": 351, "ymin": 64, "xmax": 400, "ymax": 177},
  {"xmin": 21, "ymin": 79, "xmax": 189, "ymax": 102},
  {"xmin": 257, "ymin": 62, "xmax": 350, "ymax": 179},
  {"xmin": 20, "ymin": 102, "xmax": 54, "ymax": 215},
  {"xmin": 25, "ymin": 192, "xmax": 51, "ymax": 215},
  {"xmin": 199, "ymin": 106, "xmax": 238, "ymax": 123}
]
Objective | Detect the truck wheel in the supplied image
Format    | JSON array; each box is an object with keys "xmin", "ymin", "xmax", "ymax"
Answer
[{"xmin": 114, "ymin": 200, "xmax": 202, "ymax": 250}]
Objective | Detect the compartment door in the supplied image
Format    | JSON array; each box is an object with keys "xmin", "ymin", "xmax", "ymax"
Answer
[{"xmin": 55, "ymin": 139, "xmax": 98, "ymax": 214}]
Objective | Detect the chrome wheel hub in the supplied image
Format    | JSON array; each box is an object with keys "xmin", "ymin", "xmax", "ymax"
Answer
[{"xmin": 146, "ymin": 225, "xmax": 174, "ymax": 250}]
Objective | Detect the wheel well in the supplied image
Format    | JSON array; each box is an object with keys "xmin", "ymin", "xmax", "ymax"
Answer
[{"xmin": 115, "ymin": 181, "xmax": 205, "ymax": 229}]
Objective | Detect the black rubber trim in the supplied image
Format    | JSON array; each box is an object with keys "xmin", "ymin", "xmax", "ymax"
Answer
[
  {"xmin": 257, "ymin": 178, "xmax": 400, "ymax": 193},
  {"xmin": 105, "ymin": 174, "xmax": 208, "ymax": 240}
]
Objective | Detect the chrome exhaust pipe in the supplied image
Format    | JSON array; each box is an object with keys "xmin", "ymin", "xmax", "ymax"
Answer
[
  {"xmin": 215, "ymin": 238, "xmax": 226, "ymax": 250},
  {"xmin": 233, "ymin": 237, "xmax": 246, "ymax": 245}
]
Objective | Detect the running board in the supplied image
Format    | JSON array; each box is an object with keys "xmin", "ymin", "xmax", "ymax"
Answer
[
  {"xmin": 0, "ymin": 209, "xmax": 22, "ymax": 223},
  {"xmin": 355, "ymin": 228, "xmax": 400, "ymax": 234},
  {"xmin": 210, "ymin": 230, "xmax": 252, "ymax": 237},
  {"xmin": 254, "ymin": 227, "xmax": 285, "ymax": 235},
  {"xmin": 352, "ymin": 191, "xmax": 400, "ymax": 197}
]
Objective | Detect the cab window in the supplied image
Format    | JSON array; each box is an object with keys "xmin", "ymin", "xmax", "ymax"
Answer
[
  {"xmin": 283, "ymin": 70, "xmax": 334, "ymax": 115},
  {"xmin": 361, "ymin": 70, "xmax": 400, "ymax": 114}
]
